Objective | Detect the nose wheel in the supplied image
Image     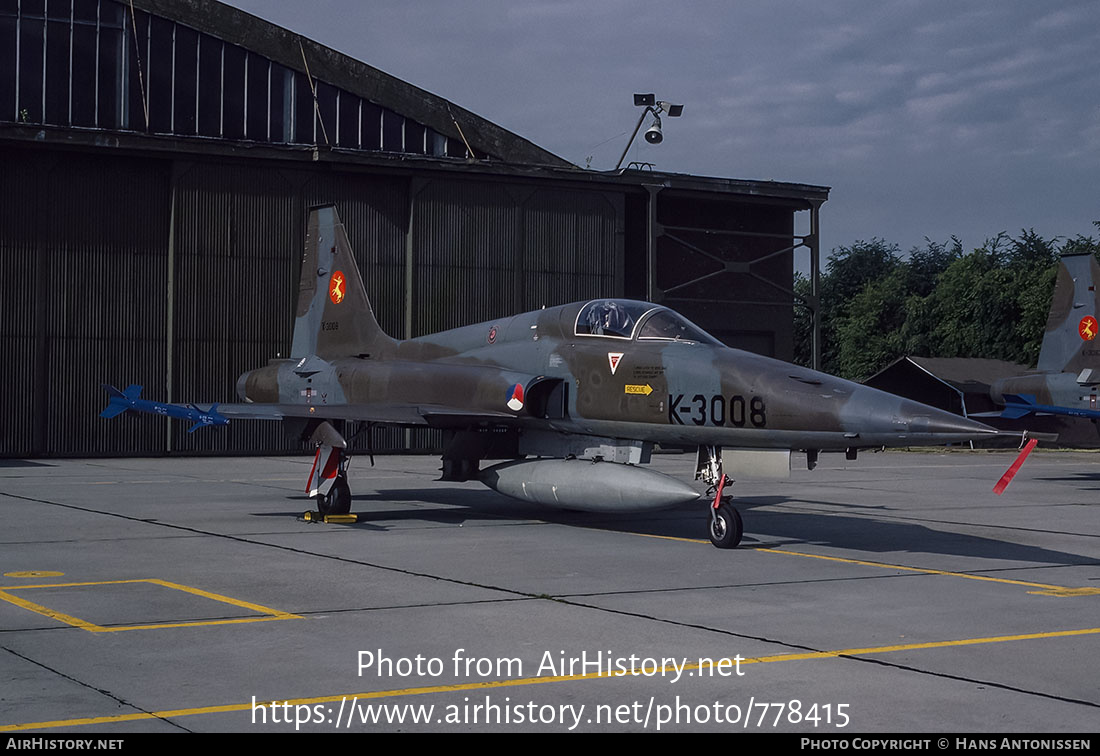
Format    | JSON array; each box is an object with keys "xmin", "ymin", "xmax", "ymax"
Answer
[
  {"xmin": 708, "ymin": 500, "xmax": 743, "ymax": 549},
  {"xmin": 699, "ymin": 446, "xmax": 743, "ymax": 548}
]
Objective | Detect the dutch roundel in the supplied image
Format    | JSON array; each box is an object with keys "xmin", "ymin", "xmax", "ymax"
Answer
[{"xmin": 506, "ymin": 383, "xmax": 525, "ymax": 412}]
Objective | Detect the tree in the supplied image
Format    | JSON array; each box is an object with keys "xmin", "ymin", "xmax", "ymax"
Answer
[
  {"xmin": 814, "ymin": 239, "xmax": 901, "ymax": 374},
  {"xmin": 794, "ymin": 228, "xmax": 1095, "ymax": 377}
]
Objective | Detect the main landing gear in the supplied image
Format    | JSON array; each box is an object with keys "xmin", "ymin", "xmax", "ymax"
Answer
[
  {"xmin": 317, "ymin": 465, "xmax": 352, "ymax": 516},
  {"xmin": 697, "ymin": 445, "xmax": 743, "ymax": 549},
  {"xmin": 306, "ymin": 420, "xmax": 354, "ymax": 517}
]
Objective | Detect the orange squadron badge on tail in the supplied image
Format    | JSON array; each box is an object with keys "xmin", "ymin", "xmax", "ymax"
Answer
[
  {"xmin": 1080, "ymin": 316, "xmax": 1097, "ymax": 341},
  {"xmin": 329, "ymin": 271, "xmax": 346, "ymax": 304}
]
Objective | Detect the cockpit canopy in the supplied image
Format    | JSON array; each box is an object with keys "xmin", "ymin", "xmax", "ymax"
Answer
[{"xmin": 574, "ymin": 300, "xmax": 718, "ymax": 344}]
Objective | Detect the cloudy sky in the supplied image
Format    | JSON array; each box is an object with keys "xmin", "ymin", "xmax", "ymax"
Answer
[{"xmin": 225, "ymin": 0, "xmax": 1098, "ymax": 262}]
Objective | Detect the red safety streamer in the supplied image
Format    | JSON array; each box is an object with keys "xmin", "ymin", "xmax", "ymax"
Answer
[
  {"xmin": 711, "ymin": 468, "xmax": 726, "ymax": 510},
  {"xmin": 993, "ymin": 438, "xmax": 1038, "ymax": 495}
]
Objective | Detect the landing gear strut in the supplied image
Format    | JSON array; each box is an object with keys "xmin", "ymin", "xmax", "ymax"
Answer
[
  {"xmin": 698, "ymin": 445, "xmax": 743, "ymax": 549},
  {"xmin": 318, "ymin": 467, "xmax": 352, "ymax": 516},
  {"xmin": 306, "ymin": 420, "xmax": 353, "ymax": 517}
]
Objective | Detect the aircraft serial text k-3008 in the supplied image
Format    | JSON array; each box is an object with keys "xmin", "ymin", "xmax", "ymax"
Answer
[{"xmin": 103, "ymin": 205, "xmax": 998, "ymax": 548}]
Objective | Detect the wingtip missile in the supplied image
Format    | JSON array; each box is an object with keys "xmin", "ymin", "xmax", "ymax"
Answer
[
  {"xmin": 999, "ymin": 393, "xmax": 1100, "ymax": 421},
  {"xmin": 100, "ymin": 384, "xmax": 229, "ymax": 430}
]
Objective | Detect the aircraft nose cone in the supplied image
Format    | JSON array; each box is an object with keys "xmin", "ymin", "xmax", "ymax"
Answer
[
  {"xmin": 880, "ymin": 396, "xmax": 1003, "ymax": 444},
  {"xmin": 842, "ymin": 384, "xmax": 998, "ymax": 445},
  {"xmin": 891, "ymin": 399, "xmax": 998, "ymax": 442}
]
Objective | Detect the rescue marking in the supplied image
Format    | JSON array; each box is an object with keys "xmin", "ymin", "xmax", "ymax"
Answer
[{"xmin": 624, "ymin": 384, "xmax": 653, "ymax": 396}]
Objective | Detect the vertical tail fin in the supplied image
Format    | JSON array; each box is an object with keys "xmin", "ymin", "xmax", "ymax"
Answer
[
  {"xmin": 291, "ymin": 205, "xmax": 398, "ymax": 360},
  {"xmin": 1036, "ymin": 252, "xmax": 1100, "ymax": 375}
]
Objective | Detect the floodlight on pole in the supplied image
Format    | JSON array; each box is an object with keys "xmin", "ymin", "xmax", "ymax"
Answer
[{"xmin": 615, "ymin": 93, "xmax": 683, "ymax": 170}]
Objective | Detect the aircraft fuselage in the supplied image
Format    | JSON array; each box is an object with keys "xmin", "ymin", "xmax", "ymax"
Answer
[{"xmin": 238, "ymin": 299, "xmax": 992, "ymax": 453}]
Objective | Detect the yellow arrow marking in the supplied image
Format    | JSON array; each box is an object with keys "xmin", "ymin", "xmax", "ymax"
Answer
[{"xmin": 624, "ymin": 384, "xmax": 653, "ymax": 396}]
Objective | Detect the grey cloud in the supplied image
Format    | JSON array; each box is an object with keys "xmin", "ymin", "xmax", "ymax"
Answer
[{"xmin": 226, "ymin": 0, "xmax": 1099, "ymax": 255}]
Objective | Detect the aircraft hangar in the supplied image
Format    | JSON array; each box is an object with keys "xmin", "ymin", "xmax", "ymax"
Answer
[{"xmin": 0, "ymin": 0, "xmax": 829, "ymax": 458}]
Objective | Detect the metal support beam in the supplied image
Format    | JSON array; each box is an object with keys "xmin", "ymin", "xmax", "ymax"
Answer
[
  {"xmin": 405, "ymin": 177, "xmax": 424, "ymax": 340},
  {"xmin": 404, "ymin": 177, "xmax": 427, "ymax": 452},
  {"xmin": 645, "ymin": 184, "xmax": 660, "ymax": 303},
  {"xmin": 810, "ymin": 200, "xmax": 822, "ymax": 370},
  {"xmin": 166, "ymin": 163, "xmax": 178, "ymax": 452}
]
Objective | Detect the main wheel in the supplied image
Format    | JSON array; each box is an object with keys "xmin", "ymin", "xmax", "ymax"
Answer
[
  {"xmin": 318, "ymin": 475, "xmax": 352, "ymax": 516},
  {"xmin": 708, "ymin": 502, "xmax": 743, "ymax": 549}
]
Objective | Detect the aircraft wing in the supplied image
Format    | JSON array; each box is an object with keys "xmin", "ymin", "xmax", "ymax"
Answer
[
  {"xmin": 104, "ymin": 386, "xmax": 524, "ymax": 430},
  {"xmin": 216, "ymin": 402, "xmax": 521, "ymax": 427}
]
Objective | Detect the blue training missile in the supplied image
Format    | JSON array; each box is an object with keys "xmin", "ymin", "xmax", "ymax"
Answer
[
  {"xmin": 1000, "ymin": 393, "xmax": 1100, "ymax": 421},
  {"xmin": 100, "ymin": 384, "xmax": 229, "ymax": 432}
]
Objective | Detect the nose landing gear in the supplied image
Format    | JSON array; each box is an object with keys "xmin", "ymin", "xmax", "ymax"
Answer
[
  {"xmin": 698, "ymin": 445, "xmax": 743, "ymax": 549},
  {"xmin": 708, "ymin": 498, "xmax": 743, "ymax": 549}
]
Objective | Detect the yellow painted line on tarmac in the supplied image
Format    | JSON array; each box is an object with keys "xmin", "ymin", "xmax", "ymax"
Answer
[
  {"xmin": 753, "ymin": 547, "xmax": 1100, "ymax": 596},
  {"xmin": 627, "ymin": 532, "xmax": 1099, "ymax": 596},
  {"xmin": 142, "ymin": 579, "xmax": 301, "ymax": 620},
  {"xmin": 3, "ymin": 626, "xmax": 1098, "ymax": 732},
  {"xmin": 631, "ymin": 532, "xmax": 707, "ymax": 545},
  {"xmin": 1031, "ymin": 587, "xmax": 1100, "ymax": 597},
  {"xmin": 0, "ymin": 578, "xmax": 300, "ymax": 632},
  {"xmin": 0, "ymin": 589, "xmax": 103, "ymax": 632},
  {"xmin": 4, "ymin": 571, "xmax": 65, "ymax": 578}
]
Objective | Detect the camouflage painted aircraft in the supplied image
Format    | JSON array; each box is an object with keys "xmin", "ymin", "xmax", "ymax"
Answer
[
  {"xmin": 103, "ymin": 205, "xmax": 998, "ymax": 548},
  {"xmin": 989, "ymin": 250, "xmax": 1100, "ymax": 426}
]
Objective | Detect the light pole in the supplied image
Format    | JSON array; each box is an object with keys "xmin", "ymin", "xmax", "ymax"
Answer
[{"xmin": 615, "ymin": 93, "xmax": 684, "ymax": 170}]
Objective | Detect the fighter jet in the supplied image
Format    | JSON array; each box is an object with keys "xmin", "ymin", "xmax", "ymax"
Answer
[
  {"xmin": 988, "ymin": 250, "xmax": 1100, "ymax": 427},
  {"xmin": 103, "ymin": 205, "xmax": 997, "ymax": 548},
  {"xmin": 864, "ymin": 249, "xmax": 1100, "ymax": 453}
]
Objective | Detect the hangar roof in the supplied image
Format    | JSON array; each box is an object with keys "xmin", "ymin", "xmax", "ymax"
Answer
[
  {"xmin": 0, "ymin": 0, "xmax": 829, "ymax": 204},
  {"xmin": 0, "ymin": 0, "xmax": 568, "ymax": 166},
  {"xmin": 130, "ymin": 0, "xmax": 568, "ymax": 166}
]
